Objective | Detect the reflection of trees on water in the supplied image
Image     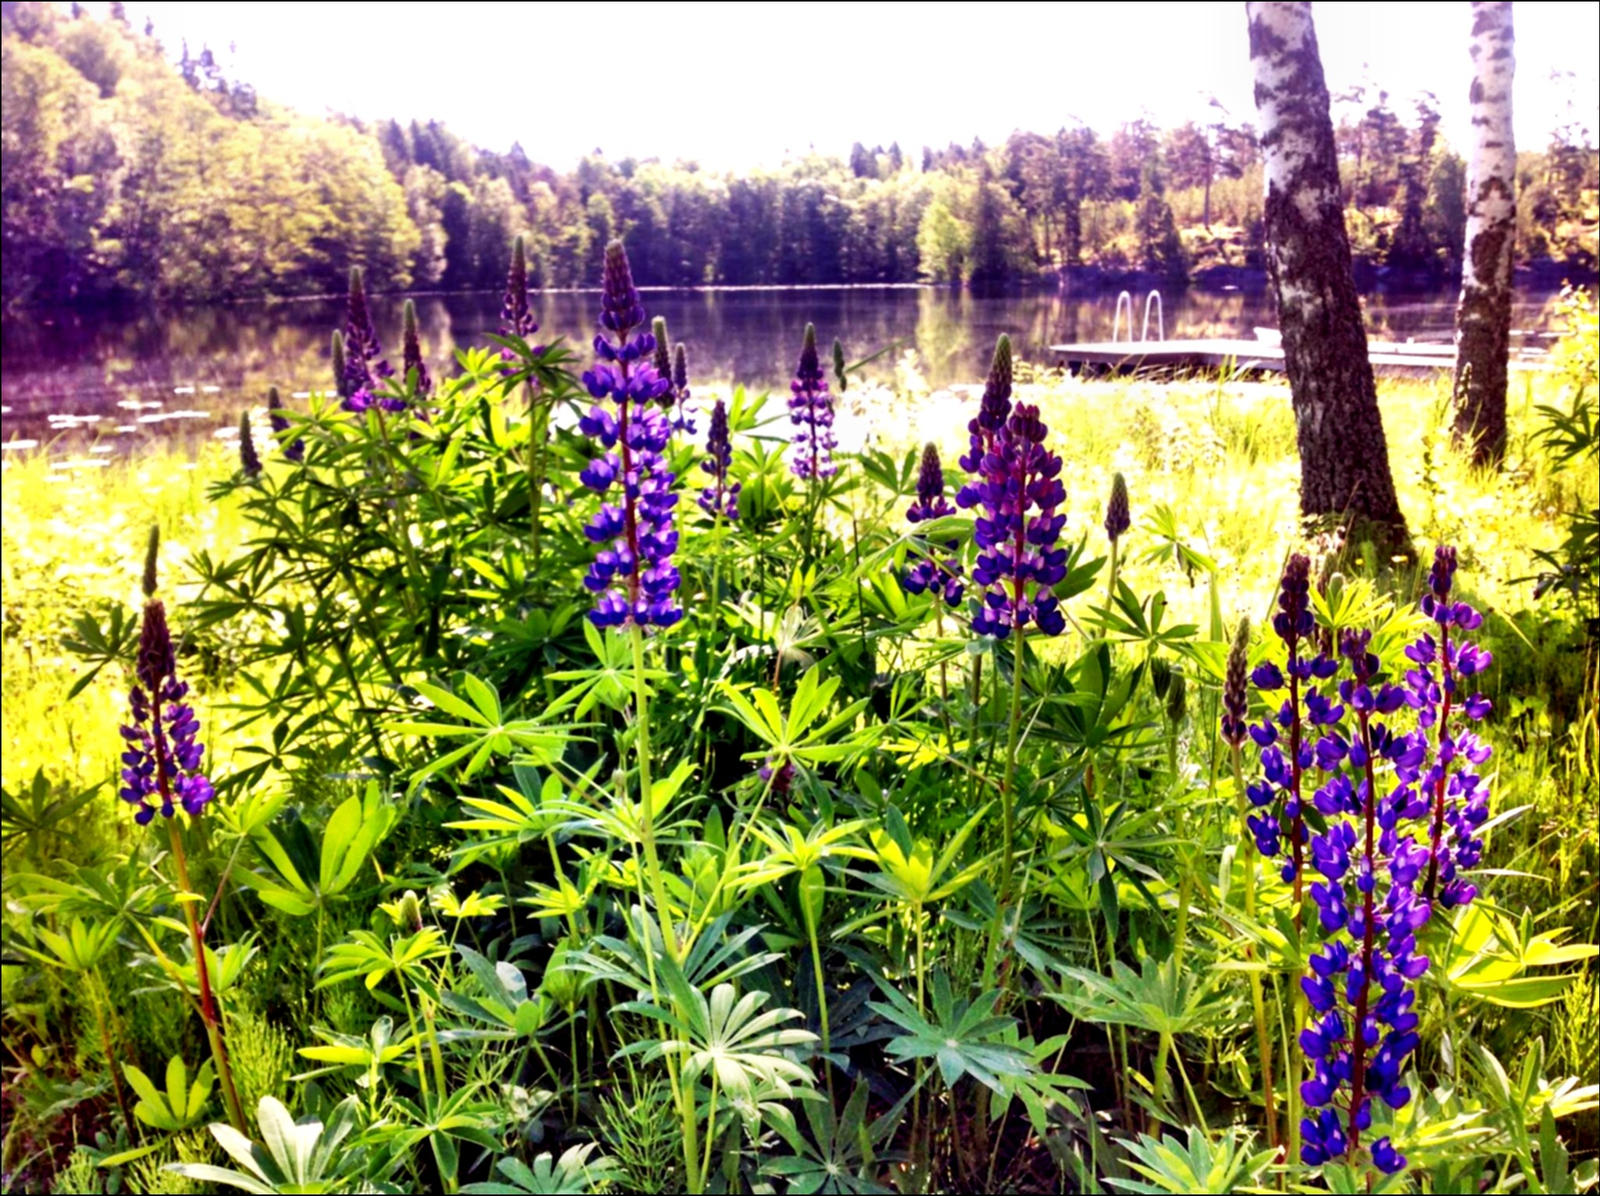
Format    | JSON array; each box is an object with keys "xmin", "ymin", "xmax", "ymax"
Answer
[{"xmin": 1, "ymin": 287, "xmax": 1572, "ymax": 449}]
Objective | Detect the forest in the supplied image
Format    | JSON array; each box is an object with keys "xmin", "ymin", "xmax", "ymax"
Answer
[{"xmin": 3, "ymin": 0, "xmax": 1597, "ymax": 306}]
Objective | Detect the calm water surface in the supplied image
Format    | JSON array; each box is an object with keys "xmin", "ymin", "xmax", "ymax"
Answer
[{"xmin": 0, "ymin": 286, "xmax": 1568, "ymax": 454}]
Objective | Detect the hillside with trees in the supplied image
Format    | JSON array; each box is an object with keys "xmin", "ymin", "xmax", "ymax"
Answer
[{"xmin": 3, "ymin": 1, "xmax": 1595, "ymax": 305}]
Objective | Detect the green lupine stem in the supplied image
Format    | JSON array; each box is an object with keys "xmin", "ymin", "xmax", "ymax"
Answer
[
  {"xmin": 166, "ymin": 822, "xmax": 246, "ymax": 1133},
  {"xmin": 526, "ymin": 382, "xmax": 549, "ymax": 569},
  {"xmin": 1231, "ymin": 743, "xmax": 1278, "ymax": 1152},
  {"xmin": 999, "ymin": 629, "xmax": 1027, "ymax": 900},
  {"xmin": 1106, "ymin": 535, "xmax": 1121, "ymax": 606},
  {"xmin": 398, "ymin": 981, "xmax": 430, "ymax": 1102},
  {"xmin": 630, "ymin": 624, "xmax": 678, "ymax": 962},
  {"xmin": 627, "ymin": 625, "xmax": 702, "ymax": 1191},
  {"xmin": 91, "ymin": 979, "xmax": 137, "ymax": 1139}
]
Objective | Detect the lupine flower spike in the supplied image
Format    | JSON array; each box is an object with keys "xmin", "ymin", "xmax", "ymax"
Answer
[
  {"xmin": 500, "ymin": 236, "xmax": 542, "ymax": 363},
  {"xmin": 1408, "ymin": 546, "xmax": 1493, "ymax": 908},
  {"xmin": 968, "ymin": 404, "xmax": 1068, "ymax": 639},
  {"xmin": 1244, "ymin": 553, "xmax": 1322, "ymax": 894},
  {"xmin": 120, "ymin": 599, "xmax": 214, "ymax": 824},
  {"xmin": 899, "ymin": 443, "xmax": 963, "ymax": 606},
  {"xmin": 267, "ymin": 386, "xmax": 303, "ymax": 463},
  {"xmin": 788, "ymin": 323, "xmax": 836, "ymax": 480},
  {"xmin": 957, "ymin": 334, "xmax": 1013, "ymax": 506},
  {"xmin": 341, "ymin": 267, "xmax": 397, "ymax": 413},
  {"xmin": 1298, "ymin": 628, "xmax": 1426, "ymax": 1175},
  {"xmin": 577, "ymin": 241, "xmax": 681, "ymax": 629},
  {"xmin": 699, "ymin": 399, "xmax": 740, "ymax": 520}
]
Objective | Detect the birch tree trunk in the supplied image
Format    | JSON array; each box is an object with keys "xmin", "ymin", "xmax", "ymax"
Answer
[
  {"xmin": 1453, "ymin": 1, "xmax": 1516, "ymax": 466},
  {"xmin": 1246, "ymin": 2, "xmax": 1410, "ymax": 549}
]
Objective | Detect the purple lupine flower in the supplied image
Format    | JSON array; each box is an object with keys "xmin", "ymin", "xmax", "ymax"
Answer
[
  {"xmin": 956, "ymin": 335, "xmax": 1013, "ymax": 508},
  {"xmin": 967, "ymin": 404, "xmax": 1067, "ymax": 639},
  {"xmin": 119, "ymin": 601, "xmax": 214, "ymax": 825},
  {"xmin": 342, "ymin": 268, "xmax": 398, "ymax": 413},
  {"xmin": 788, "ymin": 323, "xmax": 836, "ymax": 480},
  {"xmin": 698, "ymin": 398, "xmax": 740, "ymax": 521},
  {"xmin": 1407, "ymin": 546, "xmax": 1494, "ymax": 908},
  {"xmin": 577, "ymin": 241, "xmax": 681, "ymax": 630},
  {"xmin": 1244, "ymin": 554, "xmax": 1319, "ymax": 886},
  {"xmin": 267, "ymin": 386, "xmax": 303, "ymax": 464},
  {"xmin": 1298, "ymin": 628, "xmax": 1426, "ymax": 1174},
  {"xmin": 900, "ymin": 443, "xmax": 963, "ymax": 606}
]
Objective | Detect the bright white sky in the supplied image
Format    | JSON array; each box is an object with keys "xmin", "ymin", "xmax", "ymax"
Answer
[{"xmin": 112, "ymin": 1, "xmax": 1599, "ymax": 169}]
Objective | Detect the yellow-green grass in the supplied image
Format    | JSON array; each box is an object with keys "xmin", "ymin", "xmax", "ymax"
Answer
[{"xmin": 2, "ymin": 365, "xmax": 1591, "ymax": 818}]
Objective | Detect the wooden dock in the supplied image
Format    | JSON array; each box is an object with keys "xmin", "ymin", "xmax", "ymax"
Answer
[{"xmin": 1045, "ymin": 337, "xmax": 1548, "ymax": 377}]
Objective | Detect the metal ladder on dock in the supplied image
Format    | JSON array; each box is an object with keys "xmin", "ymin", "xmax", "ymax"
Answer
[{"xmin": 1110, "ymin": 290, "xmax": 1165, "ymax": 343}]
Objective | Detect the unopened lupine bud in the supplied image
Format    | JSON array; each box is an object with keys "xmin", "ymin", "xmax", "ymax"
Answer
[
  {"xmin": 1221, "ymin": 617, "xmax": 1250, "ymax": 746},
  {"xmin": 1165, "ymin": 670, "xmax": 1187, "ymax": 724},
  {"xmin": 402, "ymin": 299, "xmax": 430, "ymax": 398},
  {"xmin": 1105, "ymin": 472, "xmax": 1130, "ymax": 542},
  {"xmin": 832, "ymin": 338, "xmax": 848, "ymax": 393},
  {"xmin": 267, "ymin": 386, "xmax": 303, "ymax": 464},
  {"xmin": 239, "ymin": 410, "xmax": 261, "ymax": 478}
]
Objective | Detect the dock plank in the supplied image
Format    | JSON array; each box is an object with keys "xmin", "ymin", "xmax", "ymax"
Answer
[{"xmin": 1045, "ymin": 338, "xmax": 1547, "ymax": 376}]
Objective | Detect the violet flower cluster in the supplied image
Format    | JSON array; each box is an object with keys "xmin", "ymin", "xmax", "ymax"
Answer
[
  {"xmin": 1241, "ymin": 545, "xmax": 1494, "ymax": 1176},
  {"xmin": 341, "ymin": 269, "xmax": 400, "ymax": 414},
  {"xmin": 698, "ymin": 398, "xmax": 740, "ymax": 521},
  {"xmin": 119, "ymin": 601, "xmax": 214, "ymax": 824},
  {"xmin": 788, "ymin": 324, "xmax": 836, "ymax": 480},
  {"xmin": 899, "ymin": 443, "xmax": 963, "ymax": 606},
  {"xmin": 577, "ymin": 242, "xmax": 682, "ymax": 629},
  {"xmin": 965, "ymin": 403, "xmax": 1068, "ymax": 640}
]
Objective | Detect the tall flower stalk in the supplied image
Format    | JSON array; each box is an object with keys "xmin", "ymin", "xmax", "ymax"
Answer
[
  {"xmin": 501, "ymin": 237, "xmax": 550, "ymax": 560},
  {"xmin": 267, "ymin": 386, "xmax": 302, "ymax": 463},
  {"xmin": 1222, "ymin": 617, "xmax": 1277, "ymax": 1151},
  {"xmin": 788, "ymin": 322, "xmax": 836, "ymax": 483},
  {"xmin": 699, "ymin": 399, "xmax": 740, "ymax": 522},
  {"xmin": 966, "ymin": 401, "xmax": 1067, "ymax": 899},
  {"xmin": 577, "ymin": 240, "xmax": 681, "ymax": 946},
  {"xmin": 1238, "ymin": 543, "xmax": 1494, "ymax": 1179},
  {"xmin": 119, "ymin": 559, "xmax": 245, "ymax": 1132},
  {"xmin": 899, "ymin": 443, "xmax": 963, "ymax": 607}
]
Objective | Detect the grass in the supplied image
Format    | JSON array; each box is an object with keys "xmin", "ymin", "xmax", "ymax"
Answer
[{"xmin": 3, "ymin": 364, "xmax": 1587, "ymax": 802}]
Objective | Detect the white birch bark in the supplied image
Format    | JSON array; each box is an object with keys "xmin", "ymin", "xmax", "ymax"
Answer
[{"xmin": 1453, "ymin": 1, "xmax": 1516, "ymax": 464}]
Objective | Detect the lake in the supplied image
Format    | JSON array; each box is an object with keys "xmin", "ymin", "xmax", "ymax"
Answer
[{"xmin": 0, "ymin": 285, "xmax": 1570, "ymax": 455}]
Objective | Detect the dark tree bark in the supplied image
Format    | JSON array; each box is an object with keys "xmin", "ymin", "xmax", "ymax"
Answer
[
  {"xmin": 1247, "ymin": 2, "xmax": 1410, "ymax": 548},
  {"xmin": 1453, "ymin": 1, "xmax": 1516, "ymax": 466}
]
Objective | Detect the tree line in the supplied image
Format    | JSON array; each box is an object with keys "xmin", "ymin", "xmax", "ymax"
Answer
[{"xmin": 2, "ymin": 1, "xmax": 1595, "ymax": 306}]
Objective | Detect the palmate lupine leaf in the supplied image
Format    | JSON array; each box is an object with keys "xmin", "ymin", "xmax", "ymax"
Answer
[
  {"xmin": 167, "ymin": 1094, "xmax": 365, "ymax": 1194},
  {"xmin": 461, "ymin": 1142, "xmax": 620, "ymax": 1194},
  {"xmin": 392, "ymin": 675, "xmax": 581, "ymax": 795},
  {"xmin": 868, "ymin": 972, "xmax": 1033, "ymax": 1096},
  {"xmin": 1048, "ymin": 956, "xmax": 1229, "ymax": 1038},
  {"xmin": 615, "ymin": 976, "xmax": 817, "ymax": 1102},
  {"xmin": 1106, "ymin": 1125, "xmax": 1275, "ymax": 1194},
  {"xmin": 762, "ymin": 1076, "xmax": 897, "ymax": 1195}
]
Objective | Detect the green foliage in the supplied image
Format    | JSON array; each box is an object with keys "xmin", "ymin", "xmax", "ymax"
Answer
[{"xmin": 167, "ymin": 1094, "xmax": 367, "ymax": 1194}]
